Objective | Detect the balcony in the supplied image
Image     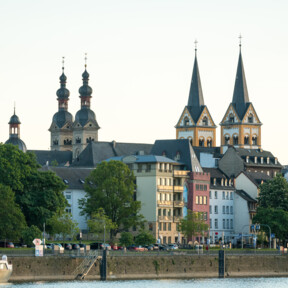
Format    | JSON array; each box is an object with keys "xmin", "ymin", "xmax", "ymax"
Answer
[
  {"xmin": 173, "ymin": 200, "xmax": 184, "ymax": 207},
  {"xmin": 173, "ymin": 216, "xmax": 182, "ymax": 222},
  {"xmin": 174, "ymin": 186, "xmax": 184, "ymax": 192},
  {"xmin": 157, "ymin": 200, "xmax": 173, "ymax": 207},
  {"xmin": 158, "ymin": 216, "xmax": 173, "ymax": 221},
  {"xmin": 157, "ymin": 185, "xmax": 173, "ymax": 192},
  {"xmin": 174, "ymin": 170, "xmax": 189, "ymax": 177}
]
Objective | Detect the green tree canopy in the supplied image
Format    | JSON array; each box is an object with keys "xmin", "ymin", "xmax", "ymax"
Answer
[
  {"xmin": 80, "ymin": 160, "xmax": 144, "ymax": 238},
  {"xmin": 0, "ymin": 183, "xmax": 27, "ymax": 240},
  {"xmin": 135, "ymin": 230, "xmax": 156, "ymax": 246},
  {"xmin": 254, "ymin": 174, "xmax": 288, "ymax": 241},
  {"xmin": 22, "ymin": 225, "xmax": 42, "ymax": 246},
  {"xmin": 119, "ymin": 232, "xmax": 134, "ymax": 247},
  {"xmin": 179, "ymin": 210, "xmax": 208, "ymax": 243}
]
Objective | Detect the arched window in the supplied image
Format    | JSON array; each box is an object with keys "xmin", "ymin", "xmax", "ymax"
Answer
[
  {"xmin": 202, "ymin": 116, "xmax": 208, "ymax": 126},
  {"xmin": 229, "ymin": 113, "xmax": 234, "ymax": 123},
  {"xmin": 225, "ymin": 135, "xmax": 230, "ymax": 145},
  {"xmin": 233, "ymin": 135, "xmax": 238, "ymax": 145},
  {"xmin": 207, "ymin": 139, "xmax": 212, "ymax": 147},
  {"xmin": 252, "ymin": 136, "xmax": 257, "ymax": 145},
  {"xmin": 184, "ymin": 117, "xmax": 189, "ymax": 126},
  {"xmin": 244, "ymin": 135, "xmax": 249, "ymax": 145},
  {"xmin": 248, "ymin": 113, "xmax": 253, "ymax": 123},
  {"xmin": 199, "ymin": 138, "xmax": 204, "ymax": 147}
]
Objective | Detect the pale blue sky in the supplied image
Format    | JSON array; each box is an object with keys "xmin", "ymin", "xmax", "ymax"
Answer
[{"xmin": 0, "ymin": 0, "xmax": 288, "ymax": 163}]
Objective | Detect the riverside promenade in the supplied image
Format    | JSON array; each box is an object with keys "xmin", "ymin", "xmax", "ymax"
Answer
[{"xmin": 4, "ymin": 249, "xmax": 288, "ymax": 281}]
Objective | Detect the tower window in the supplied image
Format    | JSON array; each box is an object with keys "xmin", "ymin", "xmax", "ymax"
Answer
[
  {"xmin": 86, "ymin": 137, "xmax": 94, "ymax": 144},
  {"xmin": 248, "ymin": 114, "xmax": 253, "ymax": 123},
  {"xmin": 207, "ymin": 139, "xmax": 212, "ymax": 147},
  {"xmin": 184, "ymin": 117, "xmax": 189, "ymax": 126},
  {"xmin": 64, "ymin": 139, "xmax": 72, "ymax": 145},
  {"xmin": 229, "ymin": 113, "xmax": 234, "ymax": 123},
  {"xmin": 199, "ymin": 138, "xmax": 204, "ymax": 147},
  {"xmin": 76, "ymin": 137, "xmax": 81, "ymax": 144},
  {"xmin": 244, "ymin": 136, "xmax": 249, "ymax": 145},
  {"xmin": 53, "ymin": 139, "xmax": 59, "ymax": 145},
  {"xmin": 225, "ymin": 135, "xmax": 230, "ymax": 145},
  {"xmin": 202, "ymin": 116, "xmax": 208, "ymax": 126},
  {"xmin": 233, "ymin": 135, "xmax": 238, "ymax": 145},
  {"xmin": 252, "ymin": 136, "xmax": 257, "ymax": 145}
]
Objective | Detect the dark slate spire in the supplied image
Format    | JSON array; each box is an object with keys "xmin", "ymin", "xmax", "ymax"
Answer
[
  {"xmin": 56, "ymin": 57, "xmax": 70, "ymax": 104},
  {"xmin": 232, "ymin": 43, "xmax": 250, "ymax": 119},
  {"xmin": 187, "ymin": 43, "xmax": 204, "ymax": 108}
]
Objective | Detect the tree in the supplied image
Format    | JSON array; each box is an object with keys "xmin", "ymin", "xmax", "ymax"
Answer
[
  {"xmin": 0, "ymin": 144, "xmax": 67, "ymax": 232},
  {"xmin": 179, "ymin": 210, "xmax": 208, "ymax": 243},
  {"xmin": 135, "ymin": 230, "xmax": 156, "ymax": 246},
  {"xmin": 119, "ymin": 232, "xmax": 134, "ymax": 247},
  {"xmin": 253, "ymin": 174, "xmax": 288, "ymax": 242},
  {"xmin": 87, "ymin": 208, "xmax": 117, "ymax": 241},
  {"xmin": 80, "ymin": 160, "xmax": 144, "ymax": 238},
  {"xmin": 22, "ymin": 225, "xmax": 42, "ymax": 246},
  {"xmin": 0, "ymin": 183, "xmax": 27, "ymax": 240},
  {"xmin": 46, "ymin": 213, "xmax": 79, "ymax": 240}
]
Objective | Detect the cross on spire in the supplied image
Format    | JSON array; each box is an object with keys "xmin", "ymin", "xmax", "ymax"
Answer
[
  {"xmin": 194, "ymin": 39, "xmax": 198, "ymax": 53},
  {"xmin": 62, "ymin": 56, "xmax": 65, "ymax": 72},
  {"xmin": 239, "ymin": 34, "xmax": 242, "ymax": 48},
  {"xmin": 85, "ymin": 53, "xmax": 87, "ymax": 68}
]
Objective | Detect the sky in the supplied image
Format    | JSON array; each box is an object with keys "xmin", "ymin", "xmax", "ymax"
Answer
[{"xmin": 0, "ymin": 0, "xmax": 288, "ymax": 163}]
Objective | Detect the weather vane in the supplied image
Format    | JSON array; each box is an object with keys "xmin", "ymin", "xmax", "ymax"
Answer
[
  {"xmin": 85, "ymin": 53, "xmax": 87, "ymax": 68},
  {"xmin": 194, "ymin": 39, "xmax": 198, "ymax": 51},
  {"xmin": 239, "ymin": 34, "xmax": 242, "ymax": 47},
  {"xmin": 62, "ymin": 56, "xmax": 65, "ymax": 72}
]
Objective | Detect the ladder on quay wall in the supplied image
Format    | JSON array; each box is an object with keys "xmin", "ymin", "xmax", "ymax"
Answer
[{"xmin": 73, "ymin": 250, "xmax": 102, "ymax": 280}]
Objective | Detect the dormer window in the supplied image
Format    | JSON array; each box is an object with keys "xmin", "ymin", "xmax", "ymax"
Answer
[
  {"xmin": 221, "ymin": 179, "xmax": 224, "ymax": 186},
  {"xmin": 175, "ymin": 151, "xmax": 180, "ymax": 160},
  {"xmin": 267, "ymin": 157, "xmax": 270, "ymax": 164},
  {"xmin": 225, "ymin": 179, "xmax": 227, "ymax": 186},
  {"xmin": 246, "ymin": 156, "xmax": 249, "ymax": 163},
  {"xmin": 213, "ymin": 178, "xmax": 216, "ymax": 185},
  {"xmin": 254, "ymin": 157, "xmax": 257, "ymax": 164},
  {"xmin": 261, "ymin": 157, "xmax": 263, "ymax": 164},
  {"xmin": 275, "ymin": 158, "xmax": 278, "ymax": 164},
  {"xmin": 162, "ymin": 151, "xmax": 166, "ymax": 157}
]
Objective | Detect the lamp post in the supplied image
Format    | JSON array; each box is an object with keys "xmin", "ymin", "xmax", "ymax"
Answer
[{"xmin": 43, "ymin": 223, "xmax": 45, "ymax": 256}]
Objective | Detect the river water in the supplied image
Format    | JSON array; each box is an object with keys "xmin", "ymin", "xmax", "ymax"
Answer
[{"xmin": 1, "ymin": 278, "xmax": 288, "ymax": 288}]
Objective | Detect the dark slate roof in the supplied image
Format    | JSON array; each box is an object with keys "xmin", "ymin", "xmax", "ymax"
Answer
[
  {"xmin": 203, "ymin": 167, "xmax": 234, "ymax": 190},
  {"xmin": 29, "ymin": 150, "xmax": 73, "ymax": 166},
  {"xmin": 41, "ymin": 166, "xmax": 93, "ymax": 190},
  {"xmin": 235, "ymin": 189, "xmax": 257, "ymax": 202},
  {"xmin": 193, "ymin": 146, "xmax": 222, "ymax": 162},
  {"xmin": 9, "ymin": 113, "xmax": 21, "ymax": 124},
  {"xmin": 74, "ymin": 107, "xmax": 99, "ymax": 128},
  {"xmin": 150, "ymin": 139, "xmax": 202, "ymax": 172},
  {"xmin": 232, "ymin": 50, "xmax": 250, "ymax": 120},
  {"xmin": 5, "ymin": 136, "xmax": 27, "ymax": 152},
  {"xmin": 187, "ymin": 105, "xmax": 205, "ymax": 124},
  {"xmin": 203, "ymin": 167, "xmax": 227, "ymax": 179},
  {"xmin": 107, "ymin": 155, "xmax": 178, "ymax": 164},
  {"xmin": 52, "ymin": 110, "xmax": 73, "ymax": 128},
  {"xmin": 241, "ymin": 171, "xmax": 272, "ymax": 187},
  {"xmin": 72, "ymin": 141, "xmax": 153, "ymax": 167}
]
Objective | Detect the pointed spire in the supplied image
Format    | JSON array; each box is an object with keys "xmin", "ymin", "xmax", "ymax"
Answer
[
  {"xmin": 232, "ymin": 37, "xmax": 250, "ymax": 118},
  {"xmin": 56, "ymin": 57, "xmax": 70, "ymax": 102},
  {"xmin": 187, "ymin": 40, "xmax": 204, "ymax": 108},
  {"xmin": 79, "ymin": 53, "xmax": 93, "ymax": 106}
]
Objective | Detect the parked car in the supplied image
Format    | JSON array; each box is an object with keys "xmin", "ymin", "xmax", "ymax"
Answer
[
  {"xmin": 110, "ymin": 243, "xmax": 118, "ymax": 250},
  {"xmin": 168, "ymin": 244, "xmax": 179, "ymax": 250},
  {"xmin": 152, "ymin": 244, "xmax": 160, "ymax": 250},
  {"xmin": 90, "ymin": 242, "xmax": 111, "ymax": 250},
  {"xmin": 71, "ymin": 243, "xmax": 80, "ymax": 250},
  {"xmin": 128, "ymin": 245, "xmax": 146, "ymax": 252},
  {"xmin": 144, "ymin": 245, "xmax": 154, "ymax": 251},
  {"xmin": 63, "ymin": 243, "xmax": 72, "ymax": 250},
  {"xmin": 0, "ymin": 241, "xmax": 14, "ymax": 248}
]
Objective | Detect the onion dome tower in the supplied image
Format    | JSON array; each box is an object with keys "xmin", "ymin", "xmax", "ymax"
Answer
[
  {"xmin": 5, "ymin": 107, "xmax": 27, "ymax": 152},
  {"xmin": 49, "ymin": 57, "xmax": 73, "ymax": 151},
  {"xmin": 220, "ymin": 37, "xmax": 262, "ymax": 153},
  {"xmin": 72, "ymin": 54, "xmax": 100, "ymax": 160},
  {"xmin": 175, "ymin": 41, "xmax": 216, "ymax": 147}
]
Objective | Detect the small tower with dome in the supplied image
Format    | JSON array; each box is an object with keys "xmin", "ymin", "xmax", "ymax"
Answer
[
  {"xmin": 49, "ymin": 57, "xmax": 74, "ymax": 151},
  {"xmin": 5, "ymin": 107, "xmax": 27, "ymax": 152},
  {"xmin": 72, "ymin": 54, "xmax": 100, "ymax": 159}
]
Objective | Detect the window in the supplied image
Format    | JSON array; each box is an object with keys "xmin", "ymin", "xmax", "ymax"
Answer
[
  {"xmin": 159, "ymin": 223, "xmax": 162, "ymax": 231},
  {"xmin": 163, "ymin": 223, "xmax": 167, "ymax": 231},
  {"xmin": 209, "ymin": 191, "xmax": 212, "ymax": 199},
  {"xmin": 210, "ymin": 218, "xmax": 212, "ymax": 228},
  {"xmin": 230, "ymin": 192, "xmax": 233, "ymax": 200},
  {"xmin": 203, "ymin": 116, "xmax": 208, "ymax": 126},
  {"xmin": 196, "ymin": 196, "xmax": 199, "ymax": 204},
  {"xmin": 167, "ymin": 209, "xmax": 171, "ymax": 216},
  {"xmin": 146, "ymin": 164, "xmax": 151, "ymax": 172},
  {"xmin": 222, "ymin": 191, "xmax": 225, "ymax": 199},
  {"xmin": 66, "ymin": 195, "xmax": 71, "ymax": 200},
  {"xmin": 225, "ymin": 135, "xmax": 230, "ymax": 145},
  {"xmin": 209, "ymin": 205, "xmax": 212, "ymax": 214},
  {"xmin": 158, "ymin": 209, "xmax": 161, "ymax": 216},
  {"xmin": 214, "ymin": 205, "xmax": 218, "ymax": 214},
  {"xmin": 199, "ymin": 196, "xmax": 203, "ymax": 204},
  {"xmin": 230, "ymin": 219, "xmax": 233, "ymax": 229},
  {"xmin": 66, "ymin": 208, "xmax": 71, "ymax": 213},
  {"xmin": 226, "ymin": 206, "xmax": 229, "ymax": 214},
  {"xmin": 214, "ymin": 191, "xmax": 218, "ymax": 199},
  {"xmin": 213, "ymin": 178, "xmax": 217, "ymax": 185},
  {"xmin": 163, "ymin": 209, "xmax": 166, "ymax": 216},
  {"xmin": 230, "ymin": 206, "xmax": 233, "ymax": 214},
  {"xmin": 149, "ymin": 223, "xmax": 153, "ymax": 231},
  {"xmin": 244, "ymin": 136, "xmax": 249, "ymax": 145},
  {"xmin": 226, "ymin": 219, "xmax": 229, "ymax": 229},
  {"xmin": 203, "ymin": 196, "xmax": 207, "ymax": 205},
  {"xmin": 215, "ymin": 219, "xmax": 218, "ymax": 229},
  {"xmin": 163, "ymin": 236, "xmax": 167, "ymax": 244},
  {"xmin": 226, "ymin": 192, "xmax": 229, "ymax": 200},
  {"xmin": 196, "ymin": 184, "xmax": 200, "ymax": 190},
  {"xmin": 204, "ymin": 212, "xmax": 207, "ymax": 221},
  {"xmin": 233, "ymin": 135, "xmax": 238, "ymax": 145},
  {"xmin": 199, "ymin": 138, "xmax": 204, "ymax": 147},
  {"xmin": 229, "ymin": 114, "xmax": 234, "ymax": 123},
  {"xmin": 168, "ymin": 223, "xmax": 171, "ymax": 231},
  {"xmin": 248, "ymin": 114, "xmax": 253, "ymax": 123},
  {"xmin": 168, "ymin": 236, "xmax": 171, "ymax": 244},
  {"xmin": 137, "ymin": 164, "xmax": 142, "ymax": 172},
  {"xmin": 204, "ymin": 185, "xmax": 207, "ymax": 191},
  {"xmin": 184, "ymin": 117, "xmax": 189, "ymax": 126},
  {"xmin": 207, "ymin": 139, "xmax": 212, "ymax": 147},
  {"xmin": 223, "ymin": 219, "xmax": 226, "ymax": 229},
  {"xmin": 222, "ymin": 206, "xmax": 225, "ymax": 214},
  {"xmin": 252, "ymin": 136, "xmax": 257, "ymax": 145}
]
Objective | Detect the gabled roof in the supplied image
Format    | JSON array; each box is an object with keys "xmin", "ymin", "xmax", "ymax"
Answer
[
  {"xmin": 106, "ymin": 155, "xmax": 178, "ymax": 164},
  {"xmin": 239, "ymin": 171, "xmax": 272, "ymax": 187},
  {"xmin": 41, "ymin": 166, "xmax": 93, "ymax": 190},
  {"xmin": 193, "ymin": 146, "xmax": 222, "ymax": 162},
  {"xmin": 203, "ymin": 167, "xmax": 228, "ymax": 179},
  {"xmin": 29, "ymin": 150, "xmax": 73, "ymax": 166},
  {"xmin": 150, "ymin": 139, "xmax": 202, "ymax": 172},
  {"xmin": 71, "ymin": 141, "xmax": 153, "ymax": 167},
  {"xmin": 235, "ymin": 189, "xmax": 257, "ymax": 203}
]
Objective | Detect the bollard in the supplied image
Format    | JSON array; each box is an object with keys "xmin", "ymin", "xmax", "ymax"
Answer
[{"xmin": 100, "ymin": 249, "xmax": 107, "ymax": 281}]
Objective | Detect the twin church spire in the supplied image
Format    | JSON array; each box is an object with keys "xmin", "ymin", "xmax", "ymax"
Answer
[
  {"xmin": 176, "ymin": 40, "xmax": 261, "ymax": 151},
  {"xmin": 49, "ymin": 55, "xmax": 100, "ymax": 159}
]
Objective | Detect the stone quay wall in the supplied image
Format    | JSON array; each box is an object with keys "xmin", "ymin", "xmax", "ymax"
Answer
[{"xmin": 9, "ymin": 254, "xmax": 288, "ymax": 282}]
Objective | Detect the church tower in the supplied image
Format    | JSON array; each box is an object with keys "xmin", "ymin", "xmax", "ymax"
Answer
[
  {"xmin": 175, "ymin": 43, "xmax": 216, "ymax": 147},
  {"xmin": 72, "ymin": 55, "xmax": 100, "ymax": 159},
  {"xmin": 49, "ymin": 58, "xmax": 73, "ymax": 151},
  {"xmin": 220, "ymin": 41, "xmax": 262, "ymax": 153},
  {"xmin": 5, "ymin": 107, "xmax": 27, "ymax": 152}
]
